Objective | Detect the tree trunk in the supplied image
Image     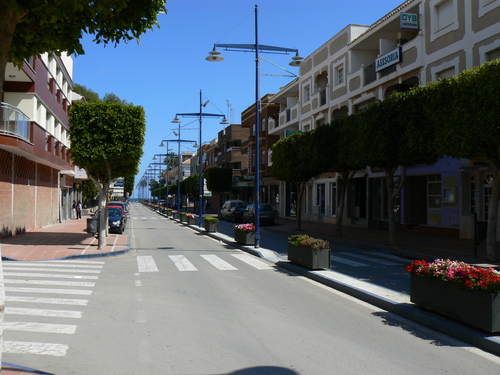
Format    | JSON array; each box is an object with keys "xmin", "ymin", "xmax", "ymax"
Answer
[
  {"xmin": 336, "ymin": 171, "xmax": 356, "ymax": 237},
  {"xmin": 486, "ymin": 166, "xmax": 500, "ymax": 260},
  {"xmin": 384, "ymin": 167, "xmax": 406, "ymax": 246},
  {"xmin": 295, "ymin": 182, "xmax": 306, "ymax": 231}
]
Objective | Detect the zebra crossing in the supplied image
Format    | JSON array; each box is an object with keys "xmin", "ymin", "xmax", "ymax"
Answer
[
  {"xmin": 330, "ymin": 250, "xmax": 409, "ymax": 268},
  {"xmin": 2, "ymin": 259, "xmax": 104, "ymax": 357},
  {"xmin": 137, "ymin": 253, "xmax": 273, "ymax": 273}
]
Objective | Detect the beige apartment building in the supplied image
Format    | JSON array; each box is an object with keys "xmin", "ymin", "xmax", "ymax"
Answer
[{"xmin": 269, "ymin": 0, "xmax": 500, "ymax": 239}]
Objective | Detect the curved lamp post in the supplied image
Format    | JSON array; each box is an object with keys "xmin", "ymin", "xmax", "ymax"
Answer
[{"xmin": 206, "ymin": 4, "xmax": 302, "ymax": 247}]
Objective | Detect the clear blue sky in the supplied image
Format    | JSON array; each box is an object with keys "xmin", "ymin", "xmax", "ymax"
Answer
[{"xmin": 72, "ymin": 0, "xmax": 405, "ymax": 196}]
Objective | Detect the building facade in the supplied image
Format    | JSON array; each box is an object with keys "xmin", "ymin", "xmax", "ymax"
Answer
[
  {"xmin": 1, "ymin": 53, "xmax": 74, "ymax": 238},
  {"xmin": 269, "ymin": 0, "xmax": 500, "ymax": 239}
]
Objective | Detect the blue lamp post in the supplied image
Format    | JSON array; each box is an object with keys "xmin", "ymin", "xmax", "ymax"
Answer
[
  {"xmin": 173, "ymin": 90, "xmax": 228, "ymax": 227},
  {"xmin": 206, "ymin": 4, "xmax": 302, "ymax": 247}
]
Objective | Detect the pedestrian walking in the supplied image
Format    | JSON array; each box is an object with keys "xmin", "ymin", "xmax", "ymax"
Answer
[
  {"xmin": 72, "ymin": 200, "xmax": 77, "ymax": 219},
  {"xmin": 76, "ymin": 200, "xmax": 82, "ymax": 219}
]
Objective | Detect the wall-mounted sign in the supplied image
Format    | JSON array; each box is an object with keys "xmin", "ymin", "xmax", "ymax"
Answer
[
  {"xmin": 400, "ymin": 12, "xmax": 419, "ymax": 30},
  {"xmin": 375, "ymin": 47, "xmax": 402, "ymax": 72},
  {"xmin": 285, "ymin": 130, "xmax": 301, "ymax": 137}
]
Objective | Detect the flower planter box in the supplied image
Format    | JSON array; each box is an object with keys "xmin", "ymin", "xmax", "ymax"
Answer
[
  {"xmin": 204, "ymin": 222, "xmax": 218, "ymax": 232},
  {"xmin": 187, "ymin": 217, "xmax": 197, "ymax": 225},
  {"xmin": 288, "ymin": 244, "xmax": 331, "ymax": 270},
  {"xmin": 172, "ymin": 213, "xmax": 180, "ymax": 220},
  {"xmin": 234, "ymin": 230, "xmax": 255, "ymax": 245},
  {"xmin": 180, "ymin": 214, "xmax": 187, "ymax": 222},
  {"xmin": 410, "ymin": 274, "xmax": 500, "ymax": 332},
  {"xmin": 166, "ymin": 210, "xmax": 173, "ymax": 217}
]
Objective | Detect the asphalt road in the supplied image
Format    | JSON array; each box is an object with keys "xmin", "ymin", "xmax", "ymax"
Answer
[{"xmin": 4, "ymin": 203, "xmax": 500, "ymax": 374}]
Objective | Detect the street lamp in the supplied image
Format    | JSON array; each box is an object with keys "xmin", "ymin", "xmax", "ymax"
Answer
[
  {"xmin": 173, "ymin": 90, "xmax": 229, "ymax": 227},
  {"xmin": 206, "ymin": 4, "xmax": 302, "ymax": 247},
  {"xmin": 161, "ymin": 125, "xmax": 196, "ymax": 213}
]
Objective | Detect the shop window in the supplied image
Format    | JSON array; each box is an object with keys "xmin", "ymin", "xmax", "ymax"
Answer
[{"xmin": 428, "ymin": 174, "xmax": 441, "ymax": 209}]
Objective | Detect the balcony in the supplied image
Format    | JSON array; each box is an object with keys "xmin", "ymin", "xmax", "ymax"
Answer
[{"xmin": 1, "ymin": 102, "xmax": 30, "ymax": 141}]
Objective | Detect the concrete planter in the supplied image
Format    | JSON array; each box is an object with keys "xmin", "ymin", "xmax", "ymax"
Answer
[
  {"xmin": 288, "ymin": 244, "xmax": 331, "ymax": 270},
  {"xmin": 410, "ymin": 274, "xmax": 500, "ymax": 332},
  {"xmin": 172, "ymin": 213, "xmax": 180, "ymax": 220},
  {"xmin": 234, "ymin": 230, "xmax": 255, "ymax": 245},
  {"xmin": 180, "ymin": 214, "xmax": 187, "ymax": 222},
  {"xmin": 166, "ymin": 210, "xmax": 173, "ymax": 217},
  {"xmin": 187, "ymin": 217, "xmax": 197, "ymax": 225},
  {"xmin": 204, "ymin": 222, "xmax": 218, "ymax": 232}
]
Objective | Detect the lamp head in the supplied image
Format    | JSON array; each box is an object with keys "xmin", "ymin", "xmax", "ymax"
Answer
[
  {"xmin": 289, "ymin": 52, "xmax": 304, "ymax": 67},
  {"xmin": 220, "ymin": 117, "xmax": 229, "ymax": 125},
  {"xmin": 206, "ymin": 48, "xmax": 224, "ymax": 62},
  {"xmin": 172, "ymin": 117, "xmax": 181, "ymax": 124}
]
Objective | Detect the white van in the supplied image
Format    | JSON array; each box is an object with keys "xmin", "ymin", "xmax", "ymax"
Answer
[{"xmin": 219, "ymin": 200, "xmax": 246, "ymax": 220}]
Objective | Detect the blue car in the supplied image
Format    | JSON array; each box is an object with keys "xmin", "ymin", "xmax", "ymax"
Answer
[{"xmin": 108, "ymin": 207, "xmax": 126, "ymax": 234}]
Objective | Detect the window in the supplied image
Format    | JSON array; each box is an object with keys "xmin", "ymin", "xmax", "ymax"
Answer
[
  {"xmin": 487, "ymin": 48, "xmax": 500, "ymax": 61},
  {"xmin": 470, "ymin": 176, "xmax": 477, "ymax": 215},
  {"xmin": 436, "ymin": 67, "xmax": 455, "ymax": 79},
  {"xmin": 428, "ymin": 174, "xmax": 441, "ymax": 209},
  {"xmin": 336, "ymin": 66, "xmax": 344, "ymax": 85},
  {"xmin": 304, "ymin": 85, "xmax": 310, "ymax": 102},
  {"xmin": 436, "ymin": 0, "xmax": 453, "ymax": 31},
  {"xmin": 316, "ymin": 183, "xmax": 325, "ymax": 215}
]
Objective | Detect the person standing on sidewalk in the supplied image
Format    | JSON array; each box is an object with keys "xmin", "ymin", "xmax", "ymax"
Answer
[
  {"xmin": 76, "ymin": 201, "xmax": 82, "ymax": 219},
  {"xmin": 72, "ymin": 200, "xmax": 77, "ymax": 219}
]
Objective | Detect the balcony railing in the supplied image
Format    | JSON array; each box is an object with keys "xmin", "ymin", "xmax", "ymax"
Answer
[{"xmin": 1, "ymin": 102, "xmax": 30, "ymax": 141}]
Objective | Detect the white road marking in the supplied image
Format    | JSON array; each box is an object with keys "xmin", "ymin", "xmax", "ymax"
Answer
[
  {"xmin": 338, "ymin": 252, "xmax": 401, "ymax": 266},
  {"xmin": 4, "ymin": 322, "xmax": 77, "ymax": 334},
  {"xmin": 169, "ymin": 255, "xmax": 198, "ymax": 271},
  {"xmin": 3, "ymin": 263, "xmax": 103, "ymax": 269},
  {"xmin": 137, "ymin": 256, "xmax": 159, "ymax": 272},
  {"xmin": 3, "ymin": 341, "xmax": 69, "ymax": 356},
  {"xmin": 4, "ymin": 272, "xmax": 98, "ymax": 280},
  {"xmin": 201, "ymin": 254, "xmax": 238, "ymax": 270},
  {"xmin": 331, "ymin": 255, "xmax": 369, "ymax": 267},
  {"xmin": 6, "ymin": 307, "xmax": 82, "ymax": 319},
  {"xmin": 5, "ymin": 287, "xmax": 93, "ymax": 295},
  {"xmin": 4, "ymin": 279, "xmax": 95, "ymax": 287},
  {"xmin": 2, "ymin": 266, "xmax": 101, "ymax": 274},
  {"xmin": 5, "ymin": 296, "xmax": 88, "ymax": 306},
  {"xmin": 231, "ymin": 254, "xmax": 273, "ymax": 270}
]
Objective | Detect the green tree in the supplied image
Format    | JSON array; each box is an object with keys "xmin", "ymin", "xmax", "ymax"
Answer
[
  {"xmin": 272, "ymin": 132, "xmax": 322, "ymax": 230},
  {"xmin": 362, "ymin": 90, "xmax": 438, "ymax": 246},
  {"xmin": 69, "ymin": 101, "xmax": 146, "ymax": 248},
  {"xmin": 81, "ymin": 179, "xmax": 99, "ymax": 206},
  {"xmin": 204, "ymin": 167, "xmax": 233, "ymax": 208},
  {"xmin": 73, "ymin": 84, "xmax": 100, "ymax": 103},
  {"xmin": 312, "ymin": 116, "xmax": 367, "ymax": 237},
  {"xmin": 124, "ymin": 176, "xmax": 135, "ymax": 199},
  {"xmin": 0, "ymin": 0, "xmax": 166, "ymax": 99},
  {"xmin": 432, "ymin": 59, "xmax": 500, "ymax": 260}
]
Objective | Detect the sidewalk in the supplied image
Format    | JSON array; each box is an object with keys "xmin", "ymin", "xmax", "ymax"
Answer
[{"xmin": 0, "ymin": 214, "xmax": 130, "ymax": 261}]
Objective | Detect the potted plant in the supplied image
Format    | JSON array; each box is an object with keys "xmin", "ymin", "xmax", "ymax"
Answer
[
  {"xmin": 203, "ymin": 216, "xmax": 219, "ymax": 232},
  {"xmin": 406, "ymin": 259, "xmax": 500, "ymax": 332},
  {"xmin": 180, "ymin": 211, "xmax": 187, "ymax": 222},
  {"xmin": 172, "ymin": 210, "xmax": 180, "ymax": 220},
  {"xmin": 233, "ymin": 223, "xmax": 256, "ymax": 245},
  {"xmin": 186, "ymin": 213, "xmax": 197, "ymax": 225},
  {"xmin": 287, "ymin": 234, "xmax": 330, "ymax": 270},
  {"xmin": 166, "ymin": 208, "xmax": 173, "ymax": 217}
]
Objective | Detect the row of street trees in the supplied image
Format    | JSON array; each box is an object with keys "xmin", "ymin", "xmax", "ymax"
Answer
[{"xmin": 272, "ymin": 59, "xmax": 500, "ymax": 261}]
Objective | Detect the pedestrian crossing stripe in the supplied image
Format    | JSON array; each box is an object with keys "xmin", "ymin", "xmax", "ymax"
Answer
[
  {"xmin": 5, "ymin": 296, "xmax": 89, "ymax": 306},
  {"xmin": 201, "ymin": 254, "xmax": 238, "ymax": 271},
  {"xmin": 3, "ymin": 263, "xmax": 103, "ymax": 269},
  {"xmin": 4, "ymin": 279, "xmax": 96, "ymax": 287},
  {"xmin": 4, "ymin": 322, "xmax": 77, "ymax": 335},
  {"xmin": 169, "ymin": 255, "xmax": 197, "ymax": 271},
  {"xmin": 2, "ymin": 266, "xmax": 101, "ymax": 273},
  {"xmin": 5, "ymin": 287, "xmax": 93, "ymax": 295},
  {"xmin": 6, "ymin": 307, "xmax": 82, "ymax": 319},
  {"xmin": 3, "ymin": 340, "xmax": 69, "ymax": 357},
  {"xmin": 4, "ymin": 272, "xmax": 99, "ymax": 279}
]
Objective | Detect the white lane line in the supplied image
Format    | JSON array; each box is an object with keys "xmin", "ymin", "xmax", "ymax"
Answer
[
  {"xmin": 231, "ymin": 254, "xmax": 273, "ymax": 270},
  {"xmin": 201, "ymin": 255, "xmax": 238, "ymax": 271},
  {"xmin": 338, "ymin": 252, "xmax": 401, "ymax": 266},
  {"xmin": 331, "ymin": 255, "xmax": 369, "ymax": 267},
  {"xmin": 3, "ymin": 263, "xmax": 103, "ymax": 269},
  {"xmin": 5, "ymin": 296, "xmax": 89, "ymax": 306},
  {"xmin": 4, "ymin": 272, "xmax": 98, "ymax": 280},
  {"xmin": 3, "ymin": 266, "xmax": 101, "ymax": 273},
  {"xmin": 40, "ymin": 260, "xmax": 105, "ymax": 265},
  {"xmin": 3, "ymin": 341, "xmax": 69, "ymax": 356},
  {"xmin": 6, "ymin": 307, "xmax": 82, "ymax": 319},
  {"xmin": 4, "ymin": 322, "xmax": 77, "ymax": 334},
  {"xmin": 169, "ymin": 255, "xmax": 198, "ymax": 271},
  {"xmin": 5, "ymin": 287, "xmax": 93, "ymax": 295},
  {"xmin": 4, "ymin": 279, "xmax": 95, "ymax": 287},
  {"xmin": 137, "ymin": 256, "xmax": 159, "ymax": 272}
]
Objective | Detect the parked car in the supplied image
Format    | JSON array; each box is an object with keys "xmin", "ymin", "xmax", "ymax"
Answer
[
  {"xmin": 219, "ymin": 200, "xmax": 246, "ymax": 220},
  {"xmin": 108, "ymin": 207, "xmax": 126, "ymax": 234},
  {"xmin": 242, "ymin": 203, "xmax": 277, "ymax": 225},
  {"xmin": 108, "ymin": 202, "xmax": 128, "ymax": 222},
  {"xmin": 227, "ymin": 206, "xmax": 246, "ymax": 223}
]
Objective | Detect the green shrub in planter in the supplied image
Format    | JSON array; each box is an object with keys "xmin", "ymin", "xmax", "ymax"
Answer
[
  {"xmin": 288, "ymin": 234, "xmax": 330, "ymax": 269},
  {"xmin": 203, "ymin": 216, "xmax": 219, "ymax": 223},
  {"xmin": 203, "ymin": 216, "xmax": 219, "ymax": 232}
]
